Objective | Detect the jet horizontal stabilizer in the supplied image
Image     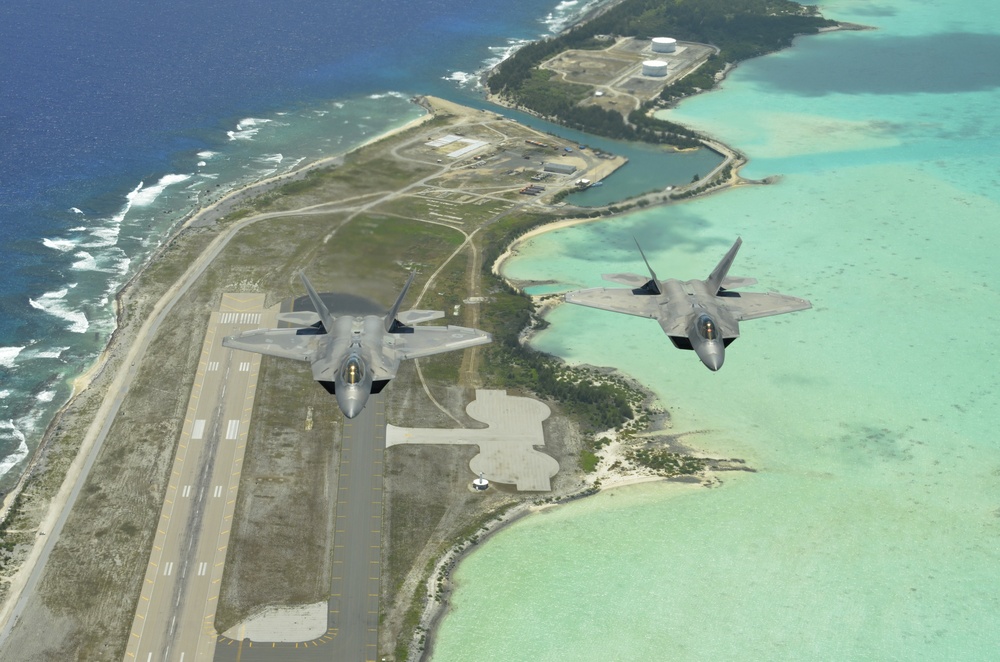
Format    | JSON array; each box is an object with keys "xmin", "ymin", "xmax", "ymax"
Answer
[
  {"xmin": 720, "ymin": 276, "xmax": 757, "ymax": 290},
  {"xmin": 277, "ymin": 311, "xmax": 322, "ymax": 327},
  {"xmin": 601, "ymin": 272, "xmax": 650, "ymax": 288},
  {"xmin": 395, "ymin": 309, "xmax": 445, "ymax": 325}
]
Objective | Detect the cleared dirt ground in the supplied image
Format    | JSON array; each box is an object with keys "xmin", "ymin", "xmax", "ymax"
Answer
[{"xmin": 0, "ymin": 98, "xmax": 604, "ymax": 661}]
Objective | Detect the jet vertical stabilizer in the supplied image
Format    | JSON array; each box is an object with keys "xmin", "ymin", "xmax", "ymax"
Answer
[
  {"xmin": 300, "ymin": 271, "xmax": 334, "ymax": 333},
  {"xmin": 633, "ymin": 237, "xmax": 662, "ymax": 295},
  {"xmin": 705, "ymin": 237, "xmax": 742, "ymax": 295},
  {"xmin": 384, "ymin": 271, "xmax": 417, "ymax": 332}
]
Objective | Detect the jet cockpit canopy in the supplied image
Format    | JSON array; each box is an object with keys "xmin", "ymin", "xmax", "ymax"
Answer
[
  {"xmin": 695, "ymin": 314, "xmax": 719, "ymax": 341},
  {"xmin": 341, "ymin": 356, "xmax": 365, "ymax": 385}
]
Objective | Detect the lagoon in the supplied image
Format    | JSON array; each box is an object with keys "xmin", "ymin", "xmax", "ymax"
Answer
[{"xmin": 431, "ymin": 0, "xmax": 1000, "ymax": 658}]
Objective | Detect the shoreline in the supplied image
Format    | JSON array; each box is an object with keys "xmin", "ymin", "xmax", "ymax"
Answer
[
  {"xmin": 416, "ymin": 467, "xmax": 708, "ymax": 661},
  {"xmin": 2, "ymin": 4, "xmax": 820, "ymax": 646},
  {"xmin": 0, "ymin": 107, "xmax": 435, "ymax": 517},
  {"xmin": 415, "ymin": 11, "xmax": 868, "ymax": 662},
  {"xmin": 413, "ymin": 377, "xmax": 749, "ymax": 660},
  {"xmin": 0, "ymin": 106, "xmax": 439, "ymax": 633}
]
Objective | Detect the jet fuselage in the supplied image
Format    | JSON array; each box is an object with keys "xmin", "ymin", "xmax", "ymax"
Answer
[
  {"xmin": 659, "ymin": 279, "xmax": 735, "ymax": 371},
  {"xmin": 313, "ymin": 315, "xmax": 393, "ymax": 418}
]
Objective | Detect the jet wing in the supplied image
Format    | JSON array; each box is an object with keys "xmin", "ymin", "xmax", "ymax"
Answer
[
  {"xmin": 222, "ymin": 328, "xmax": 320, "ymax": 362},
  {"xmin": 564, "ymin": 287, "xmax": 660, "ymax": 319},
  {"xmin": 717, "ymin": 291, "xmax": 812, "ymax": 321},
  {"xmin": 392, "ymin": 325, "xmax": 491, "ymax": 361}
]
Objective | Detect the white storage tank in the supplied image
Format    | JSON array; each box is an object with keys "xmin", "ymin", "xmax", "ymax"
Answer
[
  {"xmin": 652, "ymin": 37, "xmax": 677, "ymax": 53},
  {"xmin": 642, "ymin": 59, "xmax": 669, "ymax": 77}
]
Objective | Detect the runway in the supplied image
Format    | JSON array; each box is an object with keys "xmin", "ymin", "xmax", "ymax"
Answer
[
  {"xmin": 124, "ymin": 294, "xmax": 273, "ymax": 662},
  {"xmin": 213, "ymin": 393, "xmax": 387, "ymax": 662},
  {"xmin": 126, "ymin": 291, "xmax": 390, "ymax": 661}
]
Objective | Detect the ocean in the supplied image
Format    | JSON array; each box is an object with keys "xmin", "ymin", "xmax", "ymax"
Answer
[
  {"xmin": 2, "ymin": 0, "xmax": 706, "ymax": 486},
  {"xmin": 432, "ymin": 0, "xmax": 1000, "ymax": 659}
]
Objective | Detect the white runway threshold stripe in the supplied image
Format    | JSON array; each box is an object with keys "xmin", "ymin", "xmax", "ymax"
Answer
[
  {"xmin": 191, "ymin": 420, "xmax": 206, "ymax": 440},
  {"xmin": 219, "ymin": 312, "xmax": 261, "ymax": 324},
  {"xmin": 225, "ymin": 419, "xmax": 240, "ymax": 440}
]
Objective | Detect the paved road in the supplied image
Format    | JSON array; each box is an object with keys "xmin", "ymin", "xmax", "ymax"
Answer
[
  {"xmin": 124, "ymin": 294, "xmax": 272, "ymax": 662},
  {"xmin": 214, "ymin": 394, "xmax": 387, "ymax": 662}
]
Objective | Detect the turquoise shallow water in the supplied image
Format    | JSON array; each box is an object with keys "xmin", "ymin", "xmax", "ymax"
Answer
[{"xmin": 431, "ymin": 0, "xmax": 1000, "ymax": 659}]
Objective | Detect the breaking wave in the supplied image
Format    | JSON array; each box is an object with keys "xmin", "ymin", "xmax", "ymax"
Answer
[
  {"xmin": 130, "ymin": 174, "xmax": 193, "ymax": 207},
  {"xmin": 0, "ymin": 347, "xmax": 25, "ymax": 369},
  {"xmin": 28, "ymin": 288, "xmax": 89, "ymax": 333},
  {"xmin": 0, "ymin": 421, "xmax": 30, "ymax": 480},
  {"xmin": 43, "ymin": 237, "xmax": 78, "ymax": 252},
  {"xmin": 30, "ymin": 347, "xmax": 70, "ymax": 360},
  {"xmin": 367, "ymin": 92, "xmax": 407, "ymax": 100},
  {"xmin": 228, "ymin": 117, "xmax": 272, "ymax": 141}
]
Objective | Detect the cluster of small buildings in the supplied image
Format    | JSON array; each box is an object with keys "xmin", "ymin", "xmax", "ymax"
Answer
[{"xmin": 519, "ymin": 185, "xmax": 546, "ymax": 196}]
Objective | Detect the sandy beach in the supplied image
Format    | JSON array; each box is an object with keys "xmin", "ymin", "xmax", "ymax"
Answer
[
  {"xmin": 0, "ymin": 104, "xmax": 439, "ymax": 636},
  {"xmin": 0, "ymin": 70, "xmax": 743, "ymax": 657}
]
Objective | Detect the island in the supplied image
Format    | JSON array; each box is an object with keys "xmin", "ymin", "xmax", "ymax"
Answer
[
  {"xmin": 0, "ymin": 0, "xmax": 848, "ymax": 659},
  {"xmin": 487, "ymin": 0, "xmax": 840, "ymax": 146}
]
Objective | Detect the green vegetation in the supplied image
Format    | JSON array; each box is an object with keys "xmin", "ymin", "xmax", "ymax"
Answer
[
  {"xmin": 476, "ymin": 214, "xmax": 640, "ymax": 434},
  {"xmin": 0, "ymin": 493, "xmax": 24, "ymax": 574},
  {"xmin": 512, "ymin": 69, "xmax": 592, "ymax": 118},
  {"xmin": 488, "ymin": 0, "xmax": 834, "ymax": 143},
  {"xmin": 627, "ymin": 446, "xmax": 706, "ymax": 476}
]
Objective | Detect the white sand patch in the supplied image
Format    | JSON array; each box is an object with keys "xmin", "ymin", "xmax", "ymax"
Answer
[{"xmin": 221, "ymin": 601, "xmax": 328, "ymax": 642}]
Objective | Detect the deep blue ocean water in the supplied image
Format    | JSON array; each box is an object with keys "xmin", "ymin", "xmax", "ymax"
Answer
[{"xmin": 2, "ymin": 0, "xmax": 668, "ymax": 483}]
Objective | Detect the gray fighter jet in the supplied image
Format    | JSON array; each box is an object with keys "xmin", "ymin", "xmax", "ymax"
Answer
[
  {"xmin": 564, "ymin": 238, "xmax": 810, "ymax": 371},
  {"xmin": 222, "ymin": 271, "xmax": 491, "ymax": 417}
]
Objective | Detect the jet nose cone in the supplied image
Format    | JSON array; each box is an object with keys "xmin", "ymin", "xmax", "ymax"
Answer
[
  {"xmin": 701, "ymin": 350, "xmax": 724, "ymax": 371},
  {"xmin": 337, "ymin": 389, "xmax": 369, "ymax": 419}
]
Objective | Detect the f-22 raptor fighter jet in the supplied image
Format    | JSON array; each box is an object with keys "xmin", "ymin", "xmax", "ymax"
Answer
[
  {"xmin": 223, "ymin": 272, "xmax": 491, "ymax": 418},
  {"xmin": 564, "ymin": 238, "xmax": 810, "ymax": 371}
]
